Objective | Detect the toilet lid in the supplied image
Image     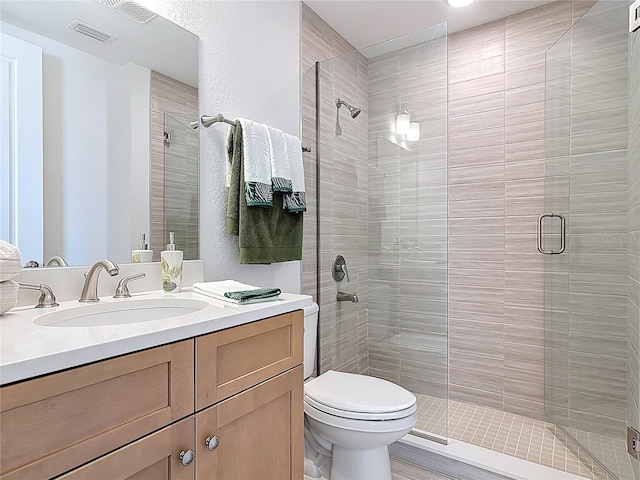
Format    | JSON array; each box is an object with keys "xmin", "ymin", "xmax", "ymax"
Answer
[{"xmin": 304, "ymin": 370, "xmax": 416, "ymax": 415}]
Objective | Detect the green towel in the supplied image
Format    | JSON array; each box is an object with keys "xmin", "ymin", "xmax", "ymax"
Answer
[
  {"xmin": 226, "ymin": 122, "xmax": 303, "ymax": 264},
  {"xmin": 223, "ymin": 287, "xmax": 282, "ymax": 302}
]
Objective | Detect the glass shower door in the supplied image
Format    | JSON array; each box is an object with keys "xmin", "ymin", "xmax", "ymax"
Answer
[
  {"xmin": 316, "ymin": 22, "xmax": 449, "ymax": 442},
  {"xmin": 544, "ymin": 2, "xmax": 638, "ymax": 478}
]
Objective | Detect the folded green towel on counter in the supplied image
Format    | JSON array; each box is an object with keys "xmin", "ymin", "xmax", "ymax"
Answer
[{"xmin": 223, "ymin": 287, "xmax": 282, "ymax": 302}]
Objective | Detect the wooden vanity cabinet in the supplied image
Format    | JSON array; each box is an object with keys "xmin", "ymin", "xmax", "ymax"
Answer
[
  {"xmin": 57, "ymin": 417, "xmax": 195, "ymax": 480},
  {"xmin": 0, "ymin": 310, "xmax": 304, "ymax": 480},
  {"xmin": 195, "ymin": 366, "xmax": 303, "ymax": 479},
  {"xmin": 0, "ymin": 341, "xmax": 194, "ymax": 480},
  {"xmin": 195, "ymin": 309, "xmax": 303, "ymax": 409},
  {"xmin": 194, "ymin": 309, "xmax": 304, "ymax": 479}
]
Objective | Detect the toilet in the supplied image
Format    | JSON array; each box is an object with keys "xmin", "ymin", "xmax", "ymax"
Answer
[{"xmin": 303, "ymin": 303, "xmax": 417, "ymax": 480}]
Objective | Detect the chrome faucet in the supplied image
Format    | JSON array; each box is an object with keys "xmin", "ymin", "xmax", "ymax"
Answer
[
  {"xmin": 79, "ymin": 259, "xmax": 119, "ymax": 303},
  {"xmin": 46, "ymin": 256, "xmax": 68, "ymax": 267},
  {"xmin": 337, "ymin": 292, "xmax": 359, "ymax": 303}
]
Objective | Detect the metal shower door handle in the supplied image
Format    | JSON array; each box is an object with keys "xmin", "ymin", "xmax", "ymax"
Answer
[{"xmin": 537, "ymin": 213, "xmax": 566, "ymax": 255}]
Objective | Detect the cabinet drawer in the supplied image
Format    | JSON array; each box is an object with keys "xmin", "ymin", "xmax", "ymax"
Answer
[
  {"xmin": 195, "ymin": 310, "xmax": 303, "ymax": 410},
  {"xmin": 57, "ymin": 416, "xmax": 194, "ymax": 480},
  {"xmin": 195, "ymin": 366, "xmax": 303, "ymax": 480},
  {"xmin": 0, "ymin": 340, "xmax": 194, "ymax": 480}
]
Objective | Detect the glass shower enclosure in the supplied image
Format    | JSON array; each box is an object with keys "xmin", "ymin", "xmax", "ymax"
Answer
[
  {"xmin": 316, "ymin": 22, "xmax": 449, "ymax": 441},
  {"xmin": 543, "ymin": 1, "xmax": 639, "ymax": 479}
]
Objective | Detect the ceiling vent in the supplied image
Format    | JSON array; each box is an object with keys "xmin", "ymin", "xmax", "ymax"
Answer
[
  {"xmin": 94, "ymin": 0, "xmax": 158, "ymax": 24},
  {"xmin": 66, "ymin": 20, "xmax": 117, "ymax": 44}
]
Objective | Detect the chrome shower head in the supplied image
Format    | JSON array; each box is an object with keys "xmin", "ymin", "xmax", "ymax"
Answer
[{"xmin": 336, "ymin": 98, "xmax": 362, "ymax": 119}]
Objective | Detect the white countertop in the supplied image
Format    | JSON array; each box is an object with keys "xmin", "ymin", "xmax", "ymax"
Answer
[{"xmin": 0, "ymin": 289, "xmax": 313, "ymax": 386}]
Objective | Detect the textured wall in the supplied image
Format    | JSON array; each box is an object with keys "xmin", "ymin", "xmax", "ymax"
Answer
[
  {"xmin": 149, "ymin": 71, "xmax": 199, "ymax": 261},
  {"xmin": 139, "ymin": 0, "xmax": 302, "ymax": 293},
  {"xmin": 628, "ymin": 23, "xmax": 640, "ymax": 480},
  {"xmin": 301, "ymin": 4, "xmax": 370, "ymax": 375}
]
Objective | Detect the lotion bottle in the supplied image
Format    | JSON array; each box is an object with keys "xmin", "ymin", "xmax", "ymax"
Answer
[
  {"xmin": 131, "ymin": 233, "xmax": 153, "ymax": 263},
  {"xmin": 161, "ymin": 231, "xmax": 183, "ymax": 292}
]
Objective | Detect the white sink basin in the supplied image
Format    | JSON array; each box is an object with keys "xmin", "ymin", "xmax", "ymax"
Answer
[{"xmin": 34, "ymin": 298, "xmax": 210, "ymax": 327}]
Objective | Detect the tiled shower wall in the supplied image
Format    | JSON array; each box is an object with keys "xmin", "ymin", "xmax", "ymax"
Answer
[
  {"xmin": 445, "ymin": 0, "xmax": 609, "ymax": 420},
  {"xmin": 301, "ymin": 4, "xmax": 369, "ymax": 374},
  {"xmin": 629, "ymin": 24, "xmax": 640, "ymax": 480},
  {"xmin": 150, "ymin": 71, "xmax": 198, "ymax": 260},
  {"xmin": 366, "ymin": 29, "xmax": 449, "ymax": 413}
]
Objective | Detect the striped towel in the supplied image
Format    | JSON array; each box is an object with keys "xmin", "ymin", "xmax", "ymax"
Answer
[
  {"xmin": 237, "ymin": 118, "xmax": 272, "ymax": 207},
  {"xmin": 193, "ymin": 280, "xmax": 281, "ymax": 304}
]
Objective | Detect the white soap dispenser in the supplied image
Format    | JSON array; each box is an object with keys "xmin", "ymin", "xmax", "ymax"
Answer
[
  {"xmin": 161, "ymin": 231, "xmax": 183, "ymax": 292},
  {"xmin": 131, "ymin": 233, "xmax": 153, "ymax": 263}
]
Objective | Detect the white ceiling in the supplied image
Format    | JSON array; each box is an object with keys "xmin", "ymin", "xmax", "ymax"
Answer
[
  {"xmin": 304, "ymin": 0, "xmax": 558, "ymax": 52},
  {"xmin": 0, "ymin": 0, "xmax": 198, "ymax": 87}
]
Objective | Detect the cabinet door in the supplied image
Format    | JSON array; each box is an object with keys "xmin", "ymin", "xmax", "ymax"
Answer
[
  {"xmin": 57, "ymin": 417, "xmax": 195, "ymax": 480},
  {"xmin": 195, "ymin": 366, "xmax": 303, "ymax": 480},
  {"xmin": 0, "ymin": 340, "xmax": 194, "ymax": 480},
  {"xmin": 196, "ymin": 310, "xmax": 303, "ymax": 410}
]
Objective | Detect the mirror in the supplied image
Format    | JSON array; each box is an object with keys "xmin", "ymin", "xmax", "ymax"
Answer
[{"xmin": 0, "ymin": 0, "xmax": 199, "ymax": 266}]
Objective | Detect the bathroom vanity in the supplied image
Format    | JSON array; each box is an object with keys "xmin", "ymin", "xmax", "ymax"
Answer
[{"xmin": 0, "ymin": 291, "xmax": 310, "ymax": 479}]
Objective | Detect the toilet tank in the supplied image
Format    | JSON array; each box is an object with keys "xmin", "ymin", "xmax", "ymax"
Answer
[{"xmin": 303, "ymin": 303, "xmax": 319, "ymax": 379}]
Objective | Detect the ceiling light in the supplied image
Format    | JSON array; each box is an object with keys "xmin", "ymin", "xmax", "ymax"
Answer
[
  {"xmin": 448, "ymin": 0, "xmax": 474, "ymax": 7},
  {"xmin": 396, "ymin": 113, "xmax": 410, "ymax": 135}
]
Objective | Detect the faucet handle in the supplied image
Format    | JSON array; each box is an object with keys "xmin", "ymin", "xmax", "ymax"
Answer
[
  {"xmin": 17, "ymin": 282, "xmax": 59, "ymax": 308},
  {"xmin": 113, "ymin": 273, "xmax": 146, "ymax": 299}
]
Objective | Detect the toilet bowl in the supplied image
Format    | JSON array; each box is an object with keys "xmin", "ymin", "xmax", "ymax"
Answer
[{"xmin": 303, "ymin": 304, "xmax": 417, "ymax": 480}]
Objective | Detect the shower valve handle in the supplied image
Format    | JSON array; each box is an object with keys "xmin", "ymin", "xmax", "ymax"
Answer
[
  {"xmin": 340, "ymin": 264, "xmax": 350, "ymax": 282},
  {"xmin": 332, "ymin": 255, "xmax": 350, "ymax": 282}
]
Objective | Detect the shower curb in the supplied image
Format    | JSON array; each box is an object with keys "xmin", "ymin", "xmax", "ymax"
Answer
[{"xmin": 391, "ymin": 434, "xmax": 587, "ymax": 480}]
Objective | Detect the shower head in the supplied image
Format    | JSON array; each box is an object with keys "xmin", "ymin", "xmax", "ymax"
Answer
[{"xmin": 336, "ymin": 98, "xmax": 362, "ymax": 119}]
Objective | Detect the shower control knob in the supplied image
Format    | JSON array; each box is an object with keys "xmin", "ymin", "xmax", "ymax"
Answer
[{"xmin": 332, "ymin": 255, "xmax": 350, "ymax": 282}]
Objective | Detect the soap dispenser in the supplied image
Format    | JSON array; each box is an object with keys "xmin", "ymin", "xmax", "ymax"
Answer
[
  {"xmin": 131, "ymin": 233, "xmax": 153, "ymax": 263},
  {"xmin": 161, "ymin": 231, "xmax": 183, "ymax": 292}
]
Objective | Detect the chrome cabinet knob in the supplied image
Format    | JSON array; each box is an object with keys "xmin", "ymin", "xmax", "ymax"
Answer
[
  {"xmin": 205, "ymin": 436, "xmax": 220, "ymax": 451},
  {"xmin": 179, "ymin": 449, "xmax": 194, "ymax": 466}
]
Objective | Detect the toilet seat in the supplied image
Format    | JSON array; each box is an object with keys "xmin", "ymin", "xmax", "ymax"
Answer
[
  {"xmin": 304, "ymin": 395, "xmax": 416, "ymax": 421},
  {"xmin": 304, "ymin": 370, "xmax": 417, "ymax": 421}
]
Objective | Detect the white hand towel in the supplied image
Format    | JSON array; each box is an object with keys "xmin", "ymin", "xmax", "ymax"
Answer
[
  {"xmin": 237, "ymin": 118, "xmax": 272, "ymax": 206},
  {"xmin": 283, "ymin": 133, "xmax": 307, "ymax": 213},
  {"xmin": 266, "ymin": 126, "xmax": 292, "ymax": 193},
  {"xmin": 193, "ymin": 280, "xmax": 280, "ymax": 305}
]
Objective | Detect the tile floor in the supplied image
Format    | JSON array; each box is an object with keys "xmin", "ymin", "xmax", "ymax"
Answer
[{"xmin": 413, "ymin": 394, "xmax": 635, "ymax": 480}]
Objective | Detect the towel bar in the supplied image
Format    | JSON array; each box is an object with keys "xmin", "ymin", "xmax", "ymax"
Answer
[{"xmin": 200, "ymin": 113, "xmax": 312, "ymax": 153}]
